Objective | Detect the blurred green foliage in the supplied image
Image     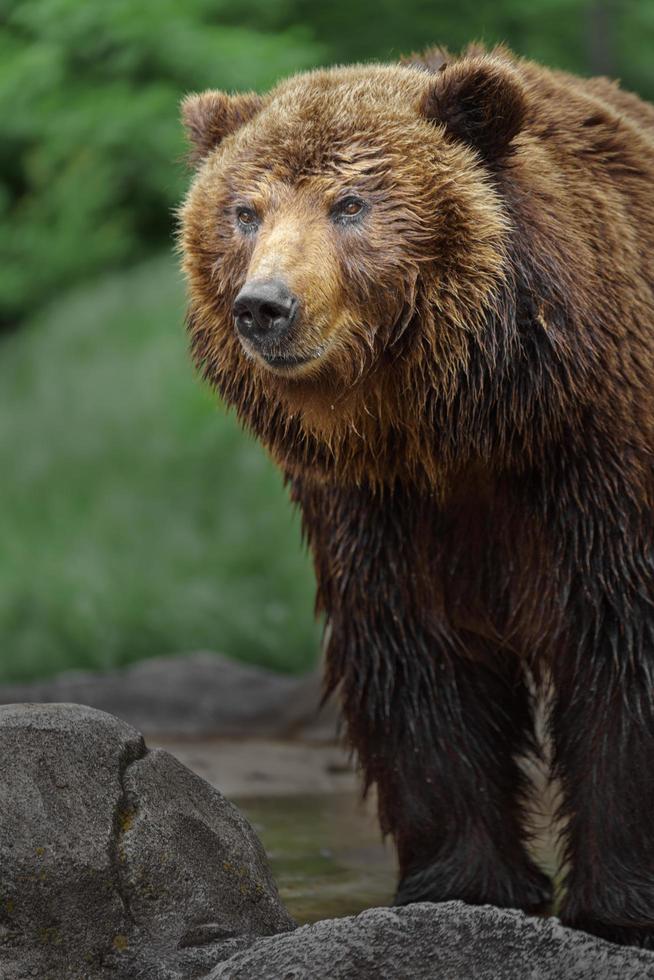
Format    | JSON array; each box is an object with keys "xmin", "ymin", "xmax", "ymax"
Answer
[
  {"xmin": 0, "ymin": 255, "xmax": 319, "ymax": 681},
  {"xmin": 1, "ymin": 0, "xmax": 652, "ymax": 323}
]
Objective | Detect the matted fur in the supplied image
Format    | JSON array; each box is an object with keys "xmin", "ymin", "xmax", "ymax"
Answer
[{"xmin": 179, "ymin": 45, "xmax": 654, "ymax": 947}]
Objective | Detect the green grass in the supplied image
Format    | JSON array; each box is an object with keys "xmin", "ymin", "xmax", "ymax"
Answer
[{"xmin": 0, "ymin": 254, "xmax": 320, "ymax": 682}]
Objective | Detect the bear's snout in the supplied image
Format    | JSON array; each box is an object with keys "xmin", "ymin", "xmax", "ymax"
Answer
[{"xmin": 233, "ymin": 278, "xmax": 298, "ymax": 349}]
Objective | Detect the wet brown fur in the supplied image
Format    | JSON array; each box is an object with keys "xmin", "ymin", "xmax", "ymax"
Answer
[{"xmin": 179, "ymin": 45, "xmax": 654, "ymax": 947}]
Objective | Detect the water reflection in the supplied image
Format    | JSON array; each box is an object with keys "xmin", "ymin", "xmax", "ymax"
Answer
[{"xmin": 237, "ymin": 793, "xmax": 396, "ymax": 923}]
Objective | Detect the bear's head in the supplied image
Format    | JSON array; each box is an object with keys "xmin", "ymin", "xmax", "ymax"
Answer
[{"xmin": 179, "ymin": 55, "xmax": 528, "ymax": 480}]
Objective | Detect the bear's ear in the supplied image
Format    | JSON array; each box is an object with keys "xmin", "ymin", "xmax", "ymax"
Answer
[
  {"xmin": 181, "ymin": 90, "xmax": 264, "ymax": 165},
  {"xmin": 421, "ymin": 59, "xmax": 526, "ymax": 163}
]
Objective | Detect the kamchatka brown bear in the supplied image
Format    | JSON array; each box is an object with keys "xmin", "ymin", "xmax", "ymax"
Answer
[{"xmin": 178, "ymin": 45, "xmax": 654, "ymax": 947}]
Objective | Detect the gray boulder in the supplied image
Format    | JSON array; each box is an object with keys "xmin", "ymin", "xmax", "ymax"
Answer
[
  {"xmin": 207, "ymin": 903, "xmax": 654, "ymax": 980},
  {"xmin": 0, "ymin": 703, "xmax": 293, "ymax": 980}
]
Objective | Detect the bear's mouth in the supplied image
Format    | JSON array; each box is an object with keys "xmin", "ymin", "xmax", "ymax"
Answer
[
  {"xmin": 261, "ymin": 352, "xmax": 316, "ymax": 371},
  {"xmin": 239, "ymin": 340, "xmax": 329, "ymax": 376},
  {"xmin": 237, "ymin": 331, "xmax": 332, "ymax": 376}
]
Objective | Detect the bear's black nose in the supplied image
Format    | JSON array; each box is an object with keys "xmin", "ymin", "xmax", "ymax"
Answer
[{"xmin": 233, "ymin": 279, "xmax": 297, "ymax": 345}]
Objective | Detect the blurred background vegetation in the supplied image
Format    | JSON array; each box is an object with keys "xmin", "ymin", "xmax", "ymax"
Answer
[{"xmin": 1, "ymin": 0, "xmax": 652, "ymax": 681}]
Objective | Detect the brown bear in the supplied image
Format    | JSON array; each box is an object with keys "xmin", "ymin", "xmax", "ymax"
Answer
[{"xmin": 178, "ymin": 44, "xmax": 654, "ymax": 948}]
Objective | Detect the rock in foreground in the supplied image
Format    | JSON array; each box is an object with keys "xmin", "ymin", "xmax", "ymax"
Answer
[
  {"xmin": 0, "ymin": 703, "xmax": 293, "ymax": 980},
  {"xmin": 208, "ymin": 903, "xmax": 654, "ymax": 980}
]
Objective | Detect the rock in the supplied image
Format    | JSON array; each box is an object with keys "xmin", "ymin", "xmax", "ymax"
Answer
[
  {"xmin": 207, "ymin": 903, "xmax": 654, "ymax": 980},
  {"xmin": 111, "ymin": 749, "xmax": 294, "ymax": 977},
  {"xmin": 0, "ymin": 703, "xmax": 293, "ymax": 980},
  {"xmin": 0, "ymin": 703, "xmax": 145, "ymax": 980},
  {"xmin": 0, "ymin": 652, "xmax": 337, "ymax": 740}
]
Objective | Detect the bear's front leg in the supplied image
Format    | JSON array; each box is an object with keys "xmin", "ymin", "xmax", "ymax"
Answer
[
  {"xmin": 550, "ymin": 581, "xmax": 654, "ymax": 948},
  {"xmin": 293, "ymin": 478, "xmax": 551, "ymax": 913}
]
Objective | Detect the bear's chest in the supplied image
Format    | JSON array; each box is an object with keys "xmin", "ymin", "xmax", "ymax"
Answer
[{"xmin": 433, "ymin": 485, "xmax": 558, "ymax": 658}]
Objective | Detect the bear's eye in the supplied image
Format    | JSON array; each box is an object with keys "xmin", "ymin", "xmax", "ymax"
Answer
[
  {"xmin": 331, "ymin": 196, "xmax": 367, "ymax": 225},
  {"xmin": 236, "ymin": 206, "xmax": 259, "ymax": 232}
]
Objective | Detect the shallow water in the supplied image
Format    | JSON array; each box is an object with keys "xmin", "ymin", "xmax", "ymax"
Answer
[
  {"xmin": 236, "ymin": 792, "xmax": 396, "ymax": 924},
  {"xmin": 236, "ymin": 789, "xmax": 560, "ymax": 925}
]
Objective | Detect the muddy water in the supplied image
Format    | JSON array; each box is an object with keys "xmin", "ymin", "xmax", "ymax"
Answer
[{"xmin": 236, "ymin": 793, "xmax": 396, "ymax": 924}]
